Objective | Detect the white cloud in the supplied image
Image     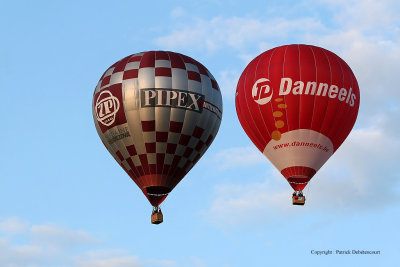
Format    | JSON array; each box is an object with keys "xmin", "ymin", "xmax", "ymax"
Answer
[
  {"xmin": 0, "ymin": 217, "xmax": 29, "ymax": 234},
  {"xmin": 170, "ymin": 7, "xmax": 186, "ymax": 19},
  {"xmin": 0, "ymin": 218, "xmax": 177, "ymax": 267},
  {"xmin": 0, "ymin": 219, "xmax": 98, "ymax": 266},
  {"xmin": 205, "ymin": 178, "xmax": 289, "ymax": 226},
  {"xmin": 208, "ymin": 145, "xmax": 266, "ymax": 170},
  {"xmin": 76, "ymin": 256, "xmax": 141, "ymax": 267},
  {"xmin": 146, "ymin": 259, "xmax": 178, "ymax": 267},
  {"xmin": 76, "ymin": 250, "xmax": 177, "ymax": 267},
  {"xmin": 0, "ymin": 237, "xmax": 45, "ymax": 267},
  {"xmin": 322, "ymin": 0, "xmax": 400, "ymax": 32},
  {"xmin": 154, "ymin": 16, "xmax": 325, "ymax": 53},
  {"xmin": 30, "ymin": 224, "xmax": 98, "ymax": 249},
  {"xmin": 75, "ymin": 249, "xmax": 141, "ymax": 267}
]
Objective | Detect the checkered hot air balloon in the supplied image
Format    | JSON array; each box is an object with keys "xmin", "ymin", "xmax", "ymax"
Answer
[
  {"xmin": 93, "ymin": 51, "xmax": 222, "ymax": 223},
  {"xmin": 235, "ymin": 44, "xmax": 360, "ymax": 205}
]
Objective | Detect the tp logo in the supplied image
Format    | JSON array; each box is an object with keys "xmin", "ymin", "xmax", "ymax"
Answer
[
  {"xmin": 95, "ymin": 90, "xmax": 120, "ymax": 126},
  {"xmin": 252, "ymin": 78, "xmax": 273, "ymax": 105}
]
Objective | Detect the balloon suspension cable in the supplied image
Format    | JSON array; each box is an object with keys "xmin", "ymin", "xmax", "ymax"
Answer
[
  {"xmin": 292, "ymin": 190, "xmax": 303, "ymax": 197},
  {"xmin": 152, "ymin": 206, "xmax": 161, "ymax": 215}
]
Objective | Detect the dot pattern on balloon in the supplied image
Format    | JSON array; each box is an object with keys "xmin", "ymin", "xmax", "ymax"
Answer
[
  {"xmin": 275, "ymin": 120, "xmax": 284, "ymax": 128},
  {"xmin": 271, "ymin": 98, "xmax": 288, "ymax": 140},
  {"xmin": 271, "ymin": 130, "xmax": 281, "ymax": 140}
]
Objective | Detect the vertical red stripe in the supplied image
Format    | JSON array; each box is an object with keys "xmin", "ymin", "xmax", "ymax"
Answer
[
  {"xmin": 283, "ymin": 45, "xmax": 300, "ymax": 131},
  {"xmin": 310, "ymin": 47, "xmax": 331, "ymax": 133},
  {"xmin": 298, "ymin": 45, "xmax": 317, "ymax": 130}
]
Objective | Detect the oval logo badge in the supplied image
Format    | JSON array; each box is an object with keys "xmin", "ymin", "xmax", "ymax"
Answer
[{"xmin": 95, "ymin": 90, "xmax": 120, "ymax": 126}]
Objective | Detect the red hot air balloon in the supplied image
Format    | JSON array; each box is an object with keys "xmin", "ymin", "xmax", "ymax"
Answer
[
  {"xmin": 93, "ymin": 51, "xmax": 222, "ymax": 223},
  {"xmin": 235, "ymin": 44, "xmax": 360, "ymax": 205}
]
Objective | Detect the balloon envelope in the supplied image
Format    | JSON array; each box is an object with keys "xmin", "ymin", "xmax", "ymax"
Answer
[
  {"xmin": 235, "ymin": 44, "xmax": 359, "ymax": 191},
  {"xmin": 93, "ymin": 51, "xmax": 222, "ymax": 206}
]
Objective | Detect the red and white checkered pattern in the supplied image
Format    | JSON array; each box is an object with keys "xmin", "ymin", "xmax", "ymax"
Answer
[
  {"xmin": 93, "ymin": 51, "xmax": 222, "ymax": 206},
  {"xmin": 94, "ymin": 51, "xmax": 220, "ymax": 94}
]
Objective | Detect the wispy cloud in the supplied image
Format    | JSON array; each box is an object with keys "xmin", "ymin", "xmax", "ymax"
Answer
[
  {"xmin": 0, "ymin": 218, "xmax": 177, "ymax": 267},
  {"xmin": 76, "ymin": 254, "xmax": 141, "ymax": 267},
  {"xmin": 0, "ymin": 217, "xmax": 29, "ymax": 234},
  {"xmin": 30, "ymin": 224, "xmax": 97, "ymax": 249},
  {"xmin": 321, "ymin": 0, "xmax": 400, "ymax": 31},
  {"xmin": 204, "ymin": 177, "xmax": 290, "ymax": 226},
  {"xmin": 0, "ymin": 218, "xmax": 98, "ymax": 266},
  {"xmin": 154, "ymin": 15, "xmax": 325, "ymax": 53},
  {"xmin": 76, "ymin": 250, "xmax": 178, "ymax": 267},
  {"xmin": 159, "ymin": 0, "xmax": 399, "ymax": 54},
  {"xmin": 207, "ymin": 145, "xmax": 266, "ymax": 170}
]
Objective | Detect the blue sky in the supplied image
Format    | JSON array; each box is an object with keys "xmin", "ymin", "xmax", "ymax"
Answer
[{"xmin": 1, "ymin": 0, "xmax": 399, "ymax": 266}]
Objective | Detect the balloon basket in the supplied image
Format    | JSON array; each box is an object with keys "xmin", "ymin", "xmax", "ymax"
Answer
[
  {"xmin": 151, "ymin": 207, "xmax": 163, "ymax": 224},
  {"xmin": 151, "ymin": 213, "xmax": 163, "ymax": 224},
  {"xmin": 292, "ymin": 195, "xmax": 306, "ymax": 205}
]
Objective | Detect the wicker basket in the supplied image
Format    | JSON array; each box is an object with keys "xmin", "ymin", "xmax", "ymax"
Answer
[
  {"xmin": 292, "ymin": 195, "xmax": 306, "ymax": 205},
  {"xmin": 151, "ymin": 212, "xmax": 163, "ymax": 224}
]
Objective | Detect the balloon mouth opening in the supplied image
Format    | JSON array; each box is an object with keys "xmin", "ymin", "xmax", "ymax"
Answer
[
  {"xmin": 145, "ymin": 186, "xmax": 171, "ymax": 196},
  {"xmin": 287, "ymin": 176, "xmax": 310, "ymax": 184}
]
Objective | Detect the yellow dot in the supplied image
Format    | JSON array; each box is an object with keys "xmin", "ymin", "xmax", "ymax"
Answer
[
  {"xmin": 273, "ymin": 111, "xmax": 283, "ymax": 117},
  {"xmin": 271, "ymin": 130, "xmax": 282, "ymax": 140},
  {"xmin": 275, "ymin": 98, "xmax": 283, "ymax": 102},
  {"xmin": 278, "ymin": 104, "xmax": 287, "ymax": 109},
  {"xmin": 275, "ymin": 120, "xmax": 285, "ymax": 128}
]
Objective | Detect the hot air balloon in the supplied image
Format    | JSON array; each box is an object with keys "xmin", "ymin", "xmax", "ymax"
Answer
[
  {"xmin": 93, "ymin": 51, "xmax": 222, "ymax": 223},
  {"xmin": 235, "ymin": 44, "xmax": 359, "ymax": 205}
]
